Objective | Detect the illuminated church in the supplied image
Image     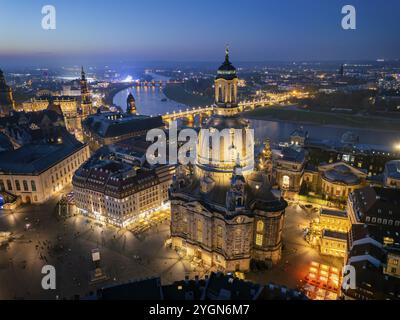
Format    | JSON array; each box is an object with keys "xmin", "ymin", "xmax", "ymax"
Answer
[{"xmin": 170, "ymin": 49, "xmax": 287, "ymax": 272}]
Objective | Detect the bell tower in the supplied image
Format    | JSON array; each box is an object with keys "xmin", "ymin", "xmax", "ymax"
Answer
[
  {"xmin": 126, "ymin": 91, "xmax": 136, "ymax": 114},
  {"xmin": 80, "ymin": 66, "xmax": 92, "ymax": 117},
  {"xmin": 214, "ymin": 46, "xmax": 239, "ymax": 116}
]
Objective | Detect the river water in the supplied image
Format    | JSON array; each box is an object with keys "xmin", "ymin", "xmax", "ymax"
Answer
[
  {"xmin": 113, "ymin": 77, "xmax": 400, "ymax": 148},
  {"xmin": 113, "ymin": 73, "xmax": 188, "ymax": 116}
]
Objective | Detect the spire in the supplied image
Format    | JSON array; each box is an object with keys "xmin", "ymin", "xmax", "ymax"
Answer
[
  {"xmin": 225, "ymin": 44, "xmax": 230, "ymax": 63},
  {"xmin": 81, "ymin": 66, "xmax": 86, "ymax": 80}
]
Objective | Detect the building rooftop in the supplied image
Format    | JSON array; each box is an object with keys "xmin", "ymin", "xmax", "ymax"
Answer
[
  {"xmin": 98, "ymin": 277, "xmax": 162, "ymax": 300},
  {"xmin": 95, "ymin": 272, "xmax": 306, "ymax": 301},
  {"xmin": 320, "ymin": 209, "xmax": 347, "ymax": 219},
  {"xmin": 82, "ymin": 112, "xmax": 164, "ymax": 138},
  {"xmin": 205, "ymin": 272, "xmax": 261, "ymax": 300},
  {"xmin": 352, "ymin": 186, "xmax": 400, "ymax": 222},
  {"xmin": 73, "ymin": 155, "xmax": 165, "ymax": 198},
  {"xmin": 276, "ymin": 146, "xmax": 306, "ymax": 163},
  {"xmin": 322, "ymin": 230, "xmax": 348, "ymax": 241},
  {"xmin": 171, "ymin": 169, "xmax": 286, "ymax": 217},
  {"xmin": 0, "ymin": 132, "xmax": 13, "ymax": 152},
  {"xmin": 0, "ymin": 130, "xmax": 85, "ymax": 175},
  {"xmin": 344, "ymin": 260, "xmax": 400, "ymax": 299},
  {"xmin": 321, "ymin": 163, "xmax": 364, "ymax": 185},
  {"xmin": 385, "ymin": 160, "xmax": 400, "ymax": 180}
]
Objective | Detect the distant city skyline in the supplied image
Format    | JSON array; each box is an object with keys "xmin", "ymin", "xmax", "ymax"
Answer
[{"xmin": 1, "ymin": 0, "xmax": 400, "ymax": 67}]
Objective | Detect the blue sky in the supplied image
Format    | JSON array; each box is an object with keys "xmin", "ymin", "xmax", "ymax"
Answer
[{"xmin": 0, "ymin": 0, "xmax": 399, "ymax": 65}]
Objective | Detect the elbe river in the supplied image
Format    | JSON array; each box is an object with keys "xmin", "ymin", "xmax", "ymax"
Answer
[{"xmin": 113, "ymin": 75, "xmax": 400, "ymax": 148}]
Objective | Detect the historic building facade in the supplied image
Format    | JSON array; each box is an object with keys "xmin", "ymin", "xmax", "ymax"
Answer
[
  {"xmin": 0, "ymin": 131, "xmax": 89, "ymax": 204},
  {"xmin": 274, "ymin": 146, "xmax": 306, "ymax": 192},
  {"xmin": 170, "ymin": 50, "xmax": 287, "ymax": 272},
  {"xmin": 72, "ymin": 152, "xmax": 174, "ymax": 227}
]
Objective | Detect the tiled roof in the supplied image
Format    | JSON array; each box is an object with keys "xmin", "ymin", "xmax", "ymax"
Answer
[{"xmin": 0, "ymin": 130, "xmax": 85, "ymax": 175}]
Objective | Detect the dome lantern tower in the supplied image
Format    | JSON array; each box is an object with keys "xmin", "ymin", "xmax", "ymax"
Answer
[{"xmin": 215, "ymin": 46, "xmax": 239, "ymax": 116}]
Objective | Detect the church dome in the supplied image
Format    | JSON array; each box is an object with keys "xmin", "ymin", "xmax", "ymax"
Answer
[
  {"xmin": 216, "ymin": 48, "xmax": 237, "ymax": 80},
  {"xmin": 203, "ymin": 113, "xmax": 248, "ymax": 131}
]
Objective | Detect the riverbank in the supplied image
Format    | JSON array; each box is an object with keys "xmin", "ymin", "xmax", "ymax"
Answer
[
  {"xmin": 244, "ymin": 107, "xmax": 400, "ymax": 133},
  {"xmin": 163, "ymin": 83, "xmax": 213, "ymax": 107}
]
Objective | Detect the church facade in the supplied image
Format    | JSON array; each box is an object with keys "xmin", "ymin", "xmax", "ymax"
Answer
[{"xmin": 170, "ymin": 50, "xmax": 287, "ymax": 272}]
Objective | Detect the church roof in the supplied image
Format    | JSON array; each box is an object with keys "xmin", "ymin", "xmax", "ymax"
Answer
[
  {"xmin": 171, "ymin": 170, "xmax": 286, "ymax": 216},
  {"xmin": 216, "ymin": 48, "xmax": 238, "ymax": 80}
]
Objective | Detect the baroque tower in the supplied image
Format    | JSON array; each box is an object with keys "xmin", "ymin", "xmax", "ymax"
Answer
[
  {"xmin": 126, "ymin": 91, "xmax": 136, "ymax": 114},
  {"xmin": 170, "ymin": 49, "xmax": 287, "ymax": 272},
  {"xmin": 0, "ymin": 69, "xmax": 16, "ymax": 117},
  {"xmin": 80, "ymin": 66, "xmax": 92, "ymax": 117}
]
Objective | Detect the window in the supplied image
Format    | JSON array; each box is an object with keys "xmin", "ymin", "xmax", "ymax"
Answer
[
  {"xmin": 282, "ymin": 175, "xmax": 290, "ymax": 189},
  {"xmin": 196, "ymin": 220, "xmax": 203, "ymax": 243},
  {"xmin": 256, "ymin": 233, "xmax": 263, "ymax": 246},
  {"xmin": 217, "ymin": 226, "xmax": 223, "ymax": 249},
  {"xmin": 15, "ymin": 180, "xmax": 21, "ymax": 191},
  {"xmin": 0, "ymin": 180, "xmax": 4, "ymax": 191},
  {"xmin": 257, "ymin": 220, "xmax": 264, "ymax": 233},
  {"xmin": 234, "ymin": 229, "xmax": 242, "ymax": 253}
]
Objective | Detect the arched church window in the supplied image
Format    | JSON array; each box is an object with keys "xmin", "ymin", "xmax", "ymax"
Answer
[{"xmin": 257, "ymin": 220, "xmax": 264, "ymax": 233}]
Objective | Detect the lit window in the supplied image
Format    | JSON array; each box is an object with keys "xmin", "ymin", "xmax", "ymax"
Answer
[
  {"xmin": 282, "ymin": 175, "xmax": 290, "ymax": 189},
  {"xmin": 256, "ymin": 233, "xmax": 263, "ymax": 246},
  {"xmin": 257, "ymin": 220, "xmax": 264, "ymax": 233}
]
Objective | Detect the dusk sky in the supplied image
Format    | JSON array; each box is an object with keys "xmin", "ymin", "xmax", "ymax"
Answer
[{"xmin": 1, "ymin": 0, "xmax": 400, "ymax": 66}]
